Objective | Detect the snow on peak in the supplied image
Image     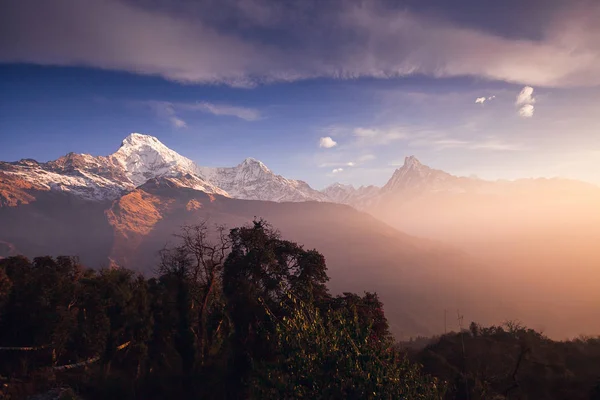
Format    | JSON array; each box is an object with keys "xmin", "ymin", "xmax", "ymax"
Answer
[
  {"xmin": 198, "ymin": 157, "xmax": 327, "ymax": 202},
  {"xmin": 239, "ymin": 157, "xmax": 270, "ymax": 173},
  {"xmin": 1, "ymin": 132, "xmax": 332, "ymax": 203},
  {"xmin": 112, "ymin": 133, "xmax": 200, "ymax": 187},
  {"xmin": 119, "ymin": 133, "xmax": 171, "ymax": 154}
]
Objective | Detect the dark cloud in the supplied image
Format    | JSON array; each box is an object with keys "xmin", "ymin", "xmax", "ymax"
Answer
[{"xmin": 1, "ymin": 0, "xmax": 599, "ymax": 87}]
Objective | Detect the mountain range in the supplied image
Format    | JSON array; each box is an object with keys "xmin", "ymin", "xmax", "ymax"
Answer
[
  {"xmin": 0, "ymin": 133, "xmax": 326, "ymax": 204},
  {"xmin": 1, "ymin": 132, "xmax": 599, "ymax": 339},
  {"xmin": 1, "ymin": 133, "xmax": 451, "ymax": 206},
  {"xmin": 4, "ymin": 133, "xmax": 597, "ymax": 212}
]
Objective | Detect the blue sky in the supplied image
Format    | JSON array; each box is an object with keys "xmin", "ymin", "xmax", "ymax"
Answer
[{"xmin": 1, "ymin": 0, "xmax": 600, "ymax": 188}]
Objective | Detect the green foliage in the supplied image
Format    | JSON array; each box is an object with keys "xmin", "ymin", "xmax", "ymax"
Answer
[{"xmin": 251, "ymin": 292, "xmax": 445, "ymax": 399}]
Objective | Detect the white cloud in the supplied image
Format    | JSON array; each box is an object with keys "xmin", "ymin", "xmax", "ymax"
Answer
[
  {"xmin": 353, "ymin": 128, "xmax": 378, "ymax": 137},
  {"xmin": 519, "ymin": 104, "xmax": 535, "ymax": 118},
  {"xmin": 409, "ymin": 134, "xmax": 523, "ymax": 151},
  {"xmin": 318, "ymin": 156, "xmax": 372, "ymax": 168},
  {"xmin": 169, "ymin": 116, "xmax": 187, "ymax": 128},
  {"xmin": 476, "ymin": 95, "xmax": 496, "ymax": 104},
  {"xmin": 353, "ymin": 127, "xmax": 405, "ymax": 146},
  {"xmin": 358, "ymin": 154, "xmax": 376, "ymax": 162},
  {"xmin": 192, "ymin": 102, "xmax": 261, "ymax": 121},
  {"xmin": 319, "ymin": 137, "xmax": 338, "ymax": 148},
  {"xmin": 318, "ymin": 160, "xmax": 358, "ymax": 168},
  {"xmin": 139, "ymin": 100, "xmax": 260, "ymax": 125},
  {"xmin": 332, "ymin": 168, "xmax": 344, "ymax": 173},
  {"xmin": 516, "ymin": 86, "xmax": 536, "ymax": 106},
  {"xmin": 516, "ymin": 86, "xmax": 536, "ymax": 118},
  {"xmin": 4, "ymin": 0, "xmax": 600, "ymax": 87}
]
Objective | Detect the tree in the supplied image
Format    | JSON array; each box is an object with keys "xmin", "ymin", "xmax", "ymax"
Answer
[
  {"xmin": 158, "ymin": 223, "xmax": 232, "ymax": 367},
  {"xmin": 222, "ymin": 219, "xmax": 330, "ymax": 397},
  {"xmin": 252, "ymin": 291, "xmax": 446, "ymax": 400}
]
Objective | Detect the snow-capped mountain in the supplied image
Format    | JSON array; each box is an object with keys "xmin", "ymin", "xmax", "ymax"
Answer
[
  {"xmin": 4, "ymin": 133, "xmax": 588, "ymax": 211},
  {"xmin": 0, "ymin": 133, "xmax": 327, "ymax": 203},
  {"xmin": 199, "ymin": 158, "xmax": 329, "ymax": 202},
  {"xmin": 0, "ymin": 133, "xmax": 228, "ymax": 201}
]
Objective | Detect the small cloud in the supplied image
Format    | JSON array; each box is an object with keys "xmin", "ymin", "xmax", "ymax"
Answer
[
  {"xmin": 353, "ymin": 127, "xmax": 405, "ymax": 146},
  {"xmin": 319, "ymin": 136, "xmax": 338, "ymax": 148},
  {"xmin": 518, "ymin": 104, "xmax": 535, "ymax": 118},
  {"xmin": 515, "ymin": 87, "xmax": 536, "ymax": 118},
  {"xmin": 138, "ymin": 100, "xmax": 260, "ymax": 126},
  {"xmin": 358, "ymin": 154, "xmax": 376, "ymax": 162},
  {"xmin": 170, "ymin": 116, "xmax": 187, "ymax": 128},
  {"xmin": 475, "ymin": 95, "xmax": 495, "ymax": 104},
  {"xmin": 516, "ymin": 86, "xmax": 535, "ymax": 106},
  {"xmin": 354, "ymin": 128, "xmax": 379, "ymax": 137},
  {"xmin": 193, "ymin": 101, "xmax": 261, "ymax": 121},
  {"xmin": 318, "ymin": 160, "xmax": 355, "ymax": 168},
  {"xmin": 332, "ymin": 168, "xmax": 344, "ymax": 173}
]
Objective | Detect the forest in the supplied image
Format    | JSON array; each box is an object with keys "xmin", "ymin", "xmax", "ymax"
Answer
[{"xmin": 0, "ymin": 220, "xmax": 599, "ymax": 400}]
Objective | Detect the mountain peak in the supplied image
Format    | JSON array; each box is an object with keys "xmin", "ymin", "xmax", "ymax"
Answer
[
  {"xmin": 382, "ymin": 155, "xmax": 460, "ymax": 193},
  {"xmin": 112, "ymin": 133, "xmax": 201, "ymax": 187},
  {"xmin": 120, "ymin": 133, "xmax": 164, "ymax": 149},
  {"xmin": 403, "ymin": 155, "xmax": 423, "ymax": 169},
  {"xmin": 238, "ymin": 157, "xmax": 270, "ymax": 172},
  {"xmin": 241, "ymin": 157, "xmax": 263, "ymax": 165}
]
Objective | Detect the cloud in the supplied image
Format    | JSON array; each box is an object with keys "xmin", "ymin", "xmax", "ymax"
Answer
[
  {"xmin": 353, "ymin": 127, "xmax": 405, "ymax": 146},
  {"xmin": 318, "ymin": 158, "xmax": 370, "ymax": 168},
  {"xmin": 143, "ymin": 101, "xmax": 186, "ymax": 128},
  {"xmin": 319, "ymin": 137, "xmax": 338, "ymax": 148},
  {"xmin": 139, "ymin": 100, "xmax": 260, "ymax": 125},
  {"xmin": 409, "ymin": 135, "xmax": 523, "ymax": 151},
  {"xmin": 169, "ymin": 116, "xmax": 187, "ymax": 128},
  {"xmin": 519, "ymin": 104, "xmax": 535, "ymax": 118},
  {"xmin": 332, "ymin": 168, "xmax": 344, "ymax": 173},
  {"xmin": 2, "ymin": 0, "xmax": 600, "ymax": 87},
  {"xmin": 516, "ymin": 86, "xmax": 535, "ymax": 117},
  {"xmin": 192, "ymin": 102, "xmax": 261, "ymax": 121},
  {"xmin": 516, "ymin": 86, "xmax": 536, "ymax": 106},
  {"xmin": 475, "ymin": 95, "xmax": 496, "ymax": 104},
  {"xmin": 358, "ymin": 154, "xmax": 376, "ymax": 162}
]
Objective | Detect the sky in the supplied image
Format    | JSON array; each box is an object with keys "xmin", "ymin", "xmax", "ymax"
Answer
[{"xmin": 1, "ymin": 0, "xmax": 600, "ymax": 189}]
